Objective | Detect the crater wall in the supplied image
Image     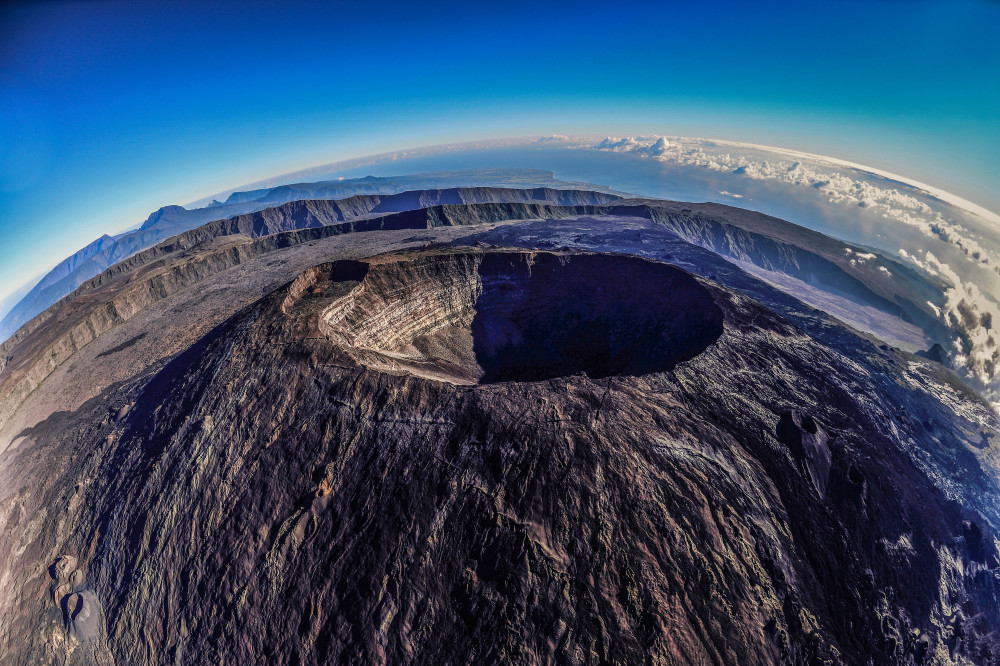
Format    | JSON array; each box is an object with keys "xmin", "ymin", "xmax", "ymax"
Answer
[{"xmin": 317, "ymin": 250, "xmax": 725, "ymax": 384}]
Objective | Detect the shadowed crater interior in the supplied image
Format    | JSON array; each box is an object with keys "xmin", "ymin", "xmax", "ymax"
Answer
[{"xmin": 317, "ymin": 250, "xmax": 724, "ymax": 384}]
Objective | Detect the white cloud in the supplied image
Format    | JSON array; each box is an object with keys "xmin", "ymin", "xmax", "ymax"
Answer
[
  {"xmin": 591, "ymin": 135, "xmax": 1000, "ymax": 403},
  {"xmin": 596, "ymin": 136, "xmax": 640, "ymax": 150},
  {"xmin": 592, "ymin": 137, "xmax": 1000, "ymax": 274},
  {"xmin": 648, "ymin": 137, "xmax": 670, "ymax": 155},
  {"xmin": 900, "ymin": 250, "xmax": 1000, "ymax": 399},
  {"xmin": 845, "ymin": 249, "xmax": 878, "ymax": 266}
]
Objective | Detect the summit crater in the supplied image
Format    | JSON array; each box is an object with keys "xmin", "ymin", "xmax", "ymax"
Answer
[{"xmin": 288, "ymin": 250, "xmax": 725, "ymax": 385}]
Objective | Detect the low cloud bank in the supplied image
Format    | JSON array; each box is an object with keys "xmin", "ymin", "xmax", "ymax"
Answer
[{"xmin": 592, "ymin": 136, "xmax": 1000, "ymax": 405}]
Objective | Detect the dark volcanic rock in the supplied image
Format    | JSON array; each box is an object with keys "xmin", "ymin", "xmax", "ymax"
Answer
[
  {"xmin": 1, "ymin": 244, "xmax": 999, "ymax": 665},
  {"xmin": 776, "ymin": 411, "xmax": 832, "ymax": 495},
  {"xmin": 0, "ymin": 192, "xmax": 950, "ymax": 438},
  {"xmin": 917, "ymin": 342, "xmax": 949, "ymax": 365}
]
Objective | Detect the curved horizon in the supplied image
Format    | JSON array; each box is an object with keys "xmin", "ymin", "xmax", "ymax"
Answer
[
  {"xmin": 3, "ymin": 132, "xmax": 999, "ymax": 310},
  {"xmin": 3, "ymin": 0, "xmax": 998, "ymax": 310},
  {"xmin": 4, "ymin": 5, "xmax": 1000, "ymax": 662},
  {"xmin": 194, "ymin": 135, "xmax": 1000, "ymax": 227}
]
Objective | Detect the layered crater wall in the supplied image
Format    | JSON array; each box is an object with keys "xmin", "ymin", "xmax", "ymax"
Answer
[{"xmin": 315, "ymin": 250, "xmax": 725, "ymax": 384}]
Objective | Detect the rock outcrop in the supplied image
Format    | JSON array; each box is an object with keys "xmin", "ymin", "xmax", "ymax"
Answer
[{"xmin": 0, "ymin": 191, "xmax": 951, "ymax": 439}]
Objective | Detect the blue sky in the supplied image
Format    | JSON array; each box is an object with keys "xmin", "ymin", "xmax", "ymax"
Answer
[{"xmin": 1, "ymin": 0, "xmax": 998, "ymax": 300}]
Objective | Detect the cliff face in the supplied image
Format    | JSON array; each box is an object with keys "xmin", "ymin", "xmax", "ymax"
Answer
[
  {"xmin": 0, "ymin": 183, "xmax": 623, "ymax": 342},
  {"xmin": 1, "ymin": 247, "xmax": 998, "ymax": 665},
  {"xmin": 0, "ymin": 190, "xmax": 623, "ymax": 435}
]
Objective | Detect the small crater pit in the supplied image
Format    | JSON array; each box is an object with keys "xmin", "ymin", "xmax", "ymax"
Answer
[{"xmin": 317, "ymin": 250, "xmax": 725, "ymax": 384}]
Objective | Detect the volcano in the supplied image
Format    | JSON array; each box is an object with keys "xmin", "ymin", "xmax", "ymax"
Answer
[{"xmin": 1, "ymin": 189, "xmax": 998, "ymax": 665}]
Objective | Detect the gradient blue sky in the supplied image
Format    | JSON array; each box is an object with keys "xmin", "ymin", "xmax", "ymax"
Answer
[{"xmin": 1, "ymin": 0, "xmax": 998, "ymax": 301}]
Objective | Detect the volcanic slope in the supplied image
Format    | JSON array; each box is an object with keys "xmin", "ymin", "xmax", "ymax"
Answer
[
  {"xmin": 0, "ymin": 196, "xmax": 998, "ymax": 665},
  {"xmin": 0, "ymin": 189, "xmax": 953, "ymax": 445}
]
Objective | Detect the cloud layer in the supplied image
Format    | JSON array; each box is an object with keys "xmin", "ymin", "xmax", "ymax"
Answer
[{"xmin": 591, "ymin": 136, "xmax": 1000, "ymax": 405}]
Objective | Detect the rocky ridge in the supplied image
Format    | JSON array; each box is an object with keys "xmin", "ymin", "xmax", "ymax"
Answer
[{"xmin": 0, "ymin": 172, "xmax": 624, "ymax": 340}]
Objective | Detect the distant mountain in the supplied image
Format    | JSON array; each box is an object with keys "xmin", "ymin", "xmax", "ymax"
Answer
[
  {"xmin": 0, "ymin": 235, "xmax": 116, "ymax": 336},
  {"xmin": 33, "ymin": 234, "xmax": 115, "ymax": 292},
  {"xmin": 0, "ymin": 170, "xmax": 625, "ymax": 342},
  {"xmin": 0, "ymin": 277, "xmax": 42, "ymax": 323}
]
